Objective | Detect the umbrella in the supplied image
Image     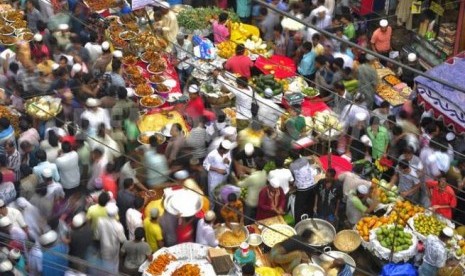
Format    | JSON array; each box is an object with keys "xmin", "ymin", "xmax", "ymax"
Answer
[
  {"xmin": 319, "ymin": 154, "xmax": 353, "ymax": 177},
  {"xmin": 255, "ymin": 55, "xmax": 297, "ymax": 79}
]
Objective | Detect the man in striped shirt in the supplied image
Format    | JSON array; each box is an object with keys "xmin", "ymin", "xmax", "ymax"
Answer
[{"xmin": 5, "ymin": 141, "xmax": 20, "ymax": 182}]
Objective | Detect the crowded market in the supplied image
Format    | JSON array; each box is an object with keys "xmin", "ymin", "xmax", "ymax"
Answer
[{"xmin": 0, "ymin": 0, "xmax": 465, "ymax": 275}]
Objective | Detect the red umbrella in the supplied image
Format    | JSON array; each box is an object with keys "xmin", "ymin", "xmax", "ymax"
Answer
[
  {"xmin": 319, "ymin": 154, "xmax": 353, "ymax": 177},
  {"xmin": 255, "ymin": 55, "xmax": 297, "ymax": 79}
]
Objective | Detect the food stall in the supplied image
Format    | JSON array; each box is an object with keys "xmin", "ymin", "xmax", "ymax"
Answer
[
  {"xmin": 374, "ymin": 63, "xmax": 413, "ymax": 112},
  {"xmin": 415, "ymin": 53, "xmax": 465, "ymax": 134}
]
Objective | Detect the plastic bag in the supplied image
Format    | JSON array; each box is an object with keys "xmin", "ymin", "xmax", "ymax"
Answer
[{"xmin": 381, "ymin": 263, "xmax": 418, "ymax": 276}]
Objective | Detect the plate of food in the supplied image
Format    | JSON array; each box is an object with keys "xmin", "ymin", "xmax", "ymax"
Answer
[
  {"xmin": 122, "ymin": 55, "xmax": 138, "ymax": 65},
  {"xmin": 0, "ymin": 25, "xmax": 14, "ymax": 35},
  {"xmin": 119, "ymin": 30, "xmax": 137, "ymax": 41},
  {"xmin": 156, "ymin": 83, "xmax": 171, "ymax": 94},
  {"xmin": 128, "ymin": 74, "xmax": 146, "ymax": 86},
  {"xmin": 144, "ymin": 251, "xmax": 177, "ymax": 275},
  {"xmin": 135, "ymin": 83, "xmax": 154, "ymax": 97},
  {"xmin": 302, "ymin": 87, "xmax": 319, "ymax": 98},
  {"xmin": 3, "ymin": 10, "xmax": 22, "ymax": 23},
  {"xmin": 215, "ymin": 223, "xmax": 249, "ymax": 248},
  {"xmin": 148, "ymin": 74, "xmax": 165, "ymax": 84},
  {"xmin": 147, "ymin": 63, "xmax": 166, "ymax": 75},
  {"xmin": 18, "ymin": 31, "xmax": 33, "ymax": 42},
  {"xmin": 140, "ymin": 95, "xmax": 165, "ymax": 108},
  {"xmin": 0, "ymin": 35, "xmax": 16, "ymax": 45},
  {"xmin": 163, "ymin": 261, "xmax": 215, "ymax": 276},
  {"xmin": 137, "ymin": 131, "xmax": 166, "ymax": 145},
  {"xmin": 141, "ymin": 50, "xmax": 161, "ymax": 63},
  {"xmin": 124, "ymin": 65, "xmax": 143, "ymax": 76}
]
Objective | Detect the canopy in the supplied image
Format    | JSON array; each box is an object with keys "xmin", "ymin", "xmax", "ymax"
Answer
[
  {"xmin": 415, "ymin": 53, "xmax": 465, "ymax": 134},
  {"xmin": 255, "ymin": 55, "xmax": 297, "ymax": 79},
  {"xmin": 319, "ymin": 154, "xmax": 352, "ymax": 177}
]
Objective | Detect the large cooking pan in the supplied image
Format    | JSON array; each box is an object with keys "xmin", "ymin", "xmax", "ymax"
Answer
[{"xmin": 294, "ymin": 215, "xmax": 336, "ymax": 247}]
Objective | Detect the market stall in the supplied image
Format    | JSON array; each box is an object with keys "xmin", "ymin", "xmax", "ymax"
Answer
[
  {"xmin": 415, "ymin": 53, "xmax": 465, "ymax": 134},
  {"xmin": 374, "ymin": 63, "xmax": 413, "ymax": 111}
]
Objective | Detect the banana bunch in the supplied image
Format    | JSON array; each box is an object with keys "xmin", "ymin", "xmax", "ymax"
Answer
[{"xmin": 217, "ymin": 41, "xmax": 249, "ymax": 59}]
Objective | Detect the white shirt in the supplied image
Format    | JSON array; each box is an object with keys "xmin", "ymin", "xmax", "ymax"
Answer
[
  {"xmin": 46, "ymin": 181, "xmax": 65, "ymax": 200},
  {"xmin": 80, "ymin": 108, "xmax": 111, "ymax": 135},
  {"xmin": 222, "ymin": 81, "xmax": 257, "ymax": 120},
  {"xmin": 33, "ymin": 161, "xmax": 60, "ymax": 182},
  {"xmin": 84, "ymin": 43, "xmax": 103, "ymax": 64},
  {"xmin": 333, "ymin": 52, "xmax": 354, "ymax": 68},
  {"xmin": 55, "ymin": 151, "xmax": 80, "ymax": 189},
  {"xmin": 268, "ymin": 168, "xmax": 294, "ymax": 194},
  {"xmin": 173, "ymin": 40, "xmax": 193, "ymax": 70},
  {"xmin": 289, "ymin": 158, "xmax": 316, "ymax": 190},
  {"xmin": 256, "ymin": 97, "xmax": 283, "ymax": 128},
  {"xmin": 340, "ymin": 104, "xmax": 370, "ymax": 129},
  {"xmin": 96, "ymin": 217, "xmax": 126, "ymax": 260},
  {"xmin": 203, "ymin": 149, "xmax": 231, "ymax": 189},
  {"xmin": 87, "ymin": 157, "xmax": 108, "ymax": 190},
  {"xmin": 4, "ymin": 207, "xmax": 26, "ymax": 229},
  {"xmin": 423, "ymin": 235, "xmax": 447, "ymax": 267},
  {"xmin": 126, "ymin": 208, "xmax": 142, "ymax": 241},
  {"xmin": 195, "ymin": 219, "xmax": 218, "ymax": 247}
]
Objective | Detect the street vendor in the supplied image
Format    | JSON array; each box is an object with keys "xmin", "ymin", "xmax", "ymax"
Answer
[
  {"xmin": 233, "ymin": 142, "xmax": 264, "ymax": 177},
  {"xmin": 220, "ymin": 193, "xmax": 244, "ymax": 229},
  {"xmin": 183, "ymin": 84, "xmax": 215, "ymax": 122},
  {"xmin": 284, "ymin": 104, "xmax": 306, "ymax": 141},
  {"xmin": 346, "ymin": 185, "xmax": 377, "ymax": 226},
  {"xmin": 419, "ymin": 227, "xmax": 453, "ymax": 275},
  {"xmin": 269, "ymin": 229, "xmax": 315, "ymax": 273},
  {"xmin": 154, "ymin": 1, "xmax": 179, "ymax": 52}
]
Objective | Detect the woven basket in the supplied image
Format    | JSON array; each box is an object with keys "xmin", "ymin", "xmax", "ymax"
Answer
[
  {"xmin": 333, "ymin": 230, "xmax": 361, "ymax": 253},
  {"xmin": 205, "ymin": 94, "xmax": 231, "ymax": 105}
]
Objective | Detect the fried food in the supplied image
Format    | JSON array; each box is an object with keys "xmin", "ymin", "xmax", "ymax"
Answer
[
  {"xmin": 149, "ymin": 74, "xmax": 165, "ymax": 83},
  {"xmin": 219, "ymin": 230, "xmax": 246, "ymax": 247},
  {"xmin": 148, "ymin": 62, "xmax": 167, "ymax": 74},
  {"xmin": 383, "ymin": 74, "xmax": 401, "ymax": 86},
  {"xmin": 134, "ymin": 31, "xmax": 168, "ymax": 51},
  {"xmin": 135, "ymin": 84, "xmax": 153, "ymax": 97},
  {"xmin": 84, "ymin": 0, "xmax": 118, "ymax": 11},
  {"xmin": 141, "ymin": 50, "xmax": 161, "ymax": 63},
  {"xmin": 119, "ymin": 30, "xmax": 136, "ymax": 40},
  {"xmin": 3, "ymin": 10, "xmax": 22, "ymax": 22},
  {"xmin": 129, "ymin": 74, "xmax": 146, "ymax": 86},
  {"xmin": 10, "ymin": 19, "xmax": 26, "ymax": 29},
  {"xmin": 156, "ymin": 83, "xmax": 170, "ymax": 93},
  {"xmin": 172, "ymin": 264, "xmax": 201, "ymax": 276},
  {"xmin": 0, "ymin": 35, "xmax": 16, "ymax": 45},
  {"xmin": 0, "ymin": 25, "xmax": 14, "ymax": 35},
  {"xmin": 124, "ymin": 65, "xmax": 141, "ymax": 75},
  {"xmin": 146, "ymin": 253, "xmax": 176, "ymax": 275},
  {"xmin": 377, "ymin": 84, "xmax": 405, "ymax": 106},
  {"xmin": 140, "ymin": 95, "xmax": 164, "ymax": 107},
  {"xmin": 122, "ymin": 55, "xmax": 137, "ymax": 65},
  {"xmin": 18, "ymin": 32, "xmax": 33, "ymax": 41}
]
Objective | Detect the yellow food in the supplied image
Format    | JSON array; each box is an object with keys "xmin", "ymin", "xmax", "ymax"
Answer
[
  {"xmin": 135, "ymin": 84, "xmax": 153, "ymax": 97},
  {"xmin": 261, "ymin": 224, "xmax": 295, "ymax": 247},
  {"xmin": 219, "ymin": 230, "xmax": 246, "ymax": 247},
  {"xmin": 122, "ymin": 55, "xmax": 137, "ymax": 65},
  {"xmin": 384, "ymin": 74, "xmax": 401, "ymax": 86},
  {"xmin": 140, "ymin": 96, "xmax": 163, "ymax": 107}
]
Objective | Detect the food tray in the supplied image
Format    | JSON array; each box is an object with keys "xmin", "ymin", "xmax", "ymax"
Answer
[
  {"xmin": 24, "ymin": 96, "xmax": 62, "ymax": 121},
  {"xmin": 163, "ymin": 260, "xmax": 215, "ymax": 276},
  {"xmin": 261, "ymin": 224, "xmax": 296, "ymax": 248},
  {"xmin": 376, "ymin": 84, "xmax": 406, "ymax": 107},
  {"xmin": 139, "ymin": 95, "xmax": 165, "ymax": 108},
  {"xmin": 383, "ymin": 74, "xmax": 402, "ymax": 86},
  {"xmin": 214, "ymin": 223, "xmax": 249, "ymax": 248}
]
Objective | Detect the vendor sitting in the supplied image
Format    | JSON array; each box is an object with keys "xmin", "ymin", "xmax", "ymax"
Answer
[
  {"xmin": 269, "ymin": 229, "xmax": 315, "ymax": 273},
  {"xmin": 284, "ymin": 104, "xmax": 306, "ymax": 140},
  {"xmin": 220, "ymin": 193, "xmax": 244, "ymax": 230}
]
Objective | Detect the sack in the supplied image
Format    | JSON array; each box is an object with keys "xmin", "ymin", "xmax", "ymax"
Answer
[{"xmin": 381, "ymin": 263, "xmax": 418, "ymax": 276}]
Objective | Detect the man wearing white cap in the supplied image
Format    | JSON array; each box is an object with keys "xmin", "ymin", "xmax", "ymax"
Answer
[
  {"xmin": 84, "ymin": 32, "xmax": 103, "ymax": 65},
  {"xmin": 419, "ymin": 226, "xmax": 453, "ymax": 275},
  {"xmin": 195, "ymin": 210, "xmax": 218, "ymax": 247},
  {"xmin": 346, "ymin": 184, "xmax": 372, "ymax": 226},
  {"xmin": 93, "ymin": 41, "xmax": 113, "ymax": 73},
  {"xmin": 339, "ymin": 93, "xmax": 370, "ymax": 128},
  {"xmin": 370, "ymin": 19, "xmax": 392, "ymax": 64},
  {"xmin": 401, "ymin": 52, "xmax": 421, "ymax": 87},
  {"xmin": 40, "ymin": 230, "xmax": 70, "ymax": 275},
  {"xmin": 69, "ymin": 212, "xmax": 92, "ymax": 272},
  {"xmin": 256, "ymin": 177, "xmax": 286, "ymax": 220},
  {"xmin": 0, "ymin": 216, "xmax": 27, "ymax": 247},
  {"xmin": 8, "ymin": 248, "xmax": 25, "ymax": 275},
  {"xmin": 203, "ymin": 140, "xmax": 232, "ymax": 208},
  {"xmin": 144, "ymin": 208, "xmax": 164, "ymax": 252},
  {"xmin": 95, "ymin": 203, "xmax": 126, "ymax": 273},
  {"xmin": 80, "ymin": 97, "xmax": 111, "ymax": 136},
  {"xmin": 154, "ymin": 2, "xmax": 179, "ymax": 52}
]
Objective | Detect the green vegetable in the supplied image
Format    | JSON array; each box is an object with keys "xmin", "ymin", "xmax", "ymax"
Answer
[
  {"xmin": 177, "ymin": 7, "xmax": 240, "ymax": 31},
  {"xmin": 263, "ymin": 161, "xmax": 276, "ymax": 173}
]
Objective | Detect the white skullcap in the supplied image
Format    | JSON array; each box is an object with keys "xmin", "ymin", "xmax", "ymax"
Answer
[
  {"xmin": 0, "ymin": 200, "xmax": 5, "ymax": 208},
  {"xmin": 39, "ymin": 230, "xmax": 58, "ymax": 246},
  {"xmin": 72, "ymin": 212, "xmax": 86, "ymax": 228},
  {"xmin": 42, "ymin": 168, "xmax": 53, "ymax": 178},
  {"xmin": 71, "ymin": 63, "xmax": 82, "ymax": 73},
  {"xmin": 52, "ymin": 63, "xmax": 60, "ymax": 70},
  {"xmin": 446, "ymin": 132, "xmax": 456, "ymax": 142},
  {"xmin": 269, "ymin": 178, "xmax": 280, "ymax": 189},
  {"xmin": 85, "ymin": 98, "xmax": 101, "ymax": 107},
  {"xmin": 366, "ymin": 54, "xmax": 375, "ymax": 61},
  {"xmin": 58, "ymin": 24, "xmax": 69, "ymax": 30},
  {"xmin": 204, "ymin": 210, "xmax": 216, "ymax": 222},
  {"xmin": 221, "ymin": 140, "xmax": 232, "ymax": 150},
  {"xmin": 264, "ymin": 88, "xmax": 273, "ymax": 98},
  {"xmin": 315, "ymin": 6, "xmax": 327, "ymax": 14},
  {"xmin": 174, "ymin": 170, "xmax": 189, "ymax": 180},
  {"xmin": 101, "ymin": 41, "xmax": 110, "ymax": 51},
  {"xmin": 150, "ymin": 208, "xmax": 159, "ymax": 218},
  {"xmin": 379, "ymin": 19, "xmax": 388, "ymax": 27},
  {"xmin": 357, "ymin": 185, "xmax": 369, "ymax": 195},
  {"xmin": 0, "ymin": 260, "xmax": 12, "ymax": 272},
  {"xmin": 442, "ymin": 227, "xmax": 454, "ymax": 237},
  {"xmin": 105, "ymin": 203, "xmax": 118, "ymax": 217},
  {"xmin": 407, "ymin": 53, "xmax": 417, "ymax": 62},
  {"xmin": 244, "ymin": 143, "xmax": 254, "ymax": 156},
  {"xmin": 360, "ymin": 135, "xmax": 372, "ymax": 147},
  {"xmin": 33, "ymin": 33, "xmax": 43, "ymax": 42},
  {"xmin": 16, "ymin": 197, "xmax": 27, "ymax": 209},
  {"xmin": 355, "ymin": 112, "xmax": 368, "ymax": 121},
  {"xmin": 221, "ymin": 126, "xmax": 237, "ymax": 137},
  {"xmin": 158, "ymin": 1, "xmax": 170, "ymax": 9},
  {"xmin": 8, "ymin": 249, "xmax": 20, "ymax": 260},
  {"xmin": 188, "ymin": 84, "xmax": 199, "ymax": 93},
  {"xmin": 113, "ymin": 50, "xmax": 123, "ymax": 58}
]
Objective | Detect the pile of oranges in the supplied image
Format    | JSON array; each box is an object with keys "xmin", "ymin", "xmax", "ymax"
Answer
[
  {"xmin": 356, "ymin": 216, "xmax": 391, "ymax": 242},
  {"xmin": 390, "ymin": 201, "xmax": 425, "ymax": 226}
]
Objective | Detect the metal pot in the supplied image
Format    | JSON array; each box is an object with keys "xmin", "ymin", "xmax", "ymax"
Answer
[
  {"xmin": 311, "ymin": 250, "xmax": 356, "ymax": 273},
  {"xmin": 294, "ymin": 215, "xmax": 336, "ymax": 247},
  {"xmin": 214, "ymin": 223, "xmax": 249, "ymax": 249}
]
